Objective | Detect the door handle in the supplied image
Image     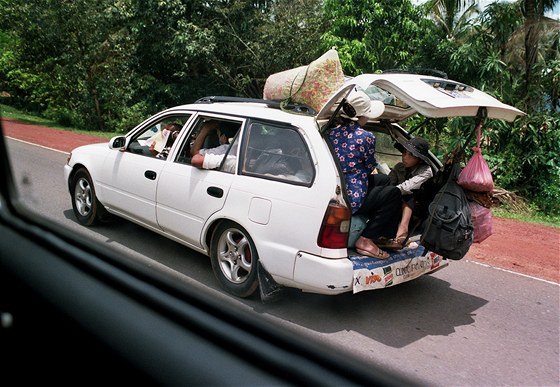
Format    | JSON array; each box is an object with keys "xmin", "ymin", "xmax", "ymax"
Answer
[
  {"xmin": 144, "ymin": 170, "xmax": 157, "ymax": 180},
  {"xmin": 207, "ymin": 186, "xmax": 223, "ymax": 198}
]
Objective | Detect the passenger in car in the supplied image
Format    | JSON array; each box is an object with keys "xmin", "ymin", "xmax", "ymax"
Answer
[
  {"xmin": 388, "ymin": 137, "xmax": 434, "ymax": 247},
  {"xmin": 328, "ymin": 89, "xmax": 402, "ymax": 259},
  {"xmin": 191, "ymin": 120, "xmax": 239, "ymax": 172},
  {"xmin": 148, "ymin": 123, "xmax": 182, "ymax": 159}
]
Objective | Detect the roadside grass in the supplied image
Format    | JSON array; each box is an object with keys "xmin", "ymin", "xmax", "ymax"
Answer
[
  {"xmin": 1, "ymin": 103, "xmax": 115, "ymax": 139},
  {"xmin": 2, "ymin": 103, "xmax": 559, "ymax": 228},
  {"xmin": 493, "ymin": 208, "xmax": 559, "ymax": 228}
]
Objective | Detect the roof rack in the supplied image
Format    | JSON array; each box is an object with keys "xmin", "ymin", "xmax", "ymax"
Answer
[{"xmin": 194, "ymin": 96, "xmax": 317, "ymax": 116}]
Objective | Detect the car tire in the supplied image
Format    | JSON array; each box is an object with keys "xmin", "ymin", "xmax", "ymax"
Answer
[
  {"xmin": 210, "ymin": 221, "xmax": 259, "ymax": 298},
  {"xmin": 70, "ymin": 168, "xmax": 109, "ymax": 226}
]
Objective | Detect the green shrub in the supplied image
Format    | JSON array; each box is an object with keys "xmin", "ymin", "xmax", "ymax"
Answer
[
  {"xmin": 406, "ymin": 113, "xmax": 560, "ymax": 216},
  {"xmin": 43, "ymin": 106, "xmax": 84, "ymax": 129},
  {"xmin": 106, "ymin": 101, "xmax": 152, "ymax": 134},
  {"xmin": 486, "ymin": 113, "xmax": 560, "ymax": 215}
]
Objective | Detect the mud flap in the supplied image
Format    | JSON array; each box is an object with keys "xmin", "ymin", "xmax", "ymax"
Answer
[{"xmin": 258, "ymin": 261, "xmax": 283, "ymax": 303}]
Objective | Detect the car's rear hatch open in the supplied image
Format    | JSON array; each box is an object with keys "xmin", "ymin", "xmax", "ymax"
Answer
[
  {"xmin": 316, "ymin": 73, "xmax": 525, "ymax": 293},
  {"xmin": 317, "ymin": 73, "xmax": 525, "ymax": 128}
]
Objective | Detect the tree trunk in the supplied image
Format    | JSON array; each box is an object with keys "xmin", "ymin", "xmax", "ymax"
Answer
[
  {"xmin": 85, "ymin": 68, "xmax": 105, "ymax": 132},
  {"xmin": 91, "ymin": 87, "xmax": 105, "ymax": 132},
  {"xmin": 523, "ymin": 0, "xmax": 542, "ymax": 110}
]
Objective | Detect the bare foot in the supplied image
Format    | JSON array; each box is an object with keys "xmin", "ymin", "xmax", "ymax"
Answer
[{"xmin": 395, "ymin": 226, "xmax": 408, "ymax": 241}]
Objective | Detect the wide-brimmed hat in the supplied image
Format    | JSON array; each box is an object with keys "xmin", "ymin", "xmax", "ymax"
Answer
[
  {"xmin": 341, "ymin": 89, "xmax": 385, "ymax": 121},
  {"xmin": 401, "ymin": 137, "xmax": 431, "ymax": 164}
]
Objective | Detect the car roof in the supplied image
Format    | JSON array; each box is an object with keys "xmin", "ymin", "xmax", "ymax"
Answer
[
  {"xmin": 317, "ymin": 73, "xmax": 525, "ymax": 123},
  {"xmin": 168, "ymin": 99, "xmax": 317, "ymax": 128}
]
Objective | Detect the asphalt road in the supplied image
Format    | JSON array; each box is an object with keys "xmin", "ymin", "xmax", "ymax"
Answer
[{"xmin": 6, "ymin": 138, "xmax": 560, "ymax": 387}]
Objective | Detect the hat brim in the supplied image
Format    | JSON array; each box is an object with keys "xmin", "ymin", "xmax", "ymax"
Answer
[
  {"xmin": 340, "ymin": 100, "xmax": 385, "ymax": 121},
  {"xmin": 363, "ymin": 100, "xmax": 385, "ymax": 120},
  {"xmin": 402, "ymin": 141, "xmax": 430, "ymax": 164},
  {"xmin": 340, "ymin": 113, "xmax": 359, "ymax": 121}
]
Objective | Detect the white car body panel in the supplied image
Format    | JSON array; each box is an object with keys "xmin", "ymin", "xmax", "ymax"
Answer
[
  {"xmin": 198, "ymin": 124, "xmax": 344, "ymax": 282},
  {"xmin": 63, "ymin": 142, "xmax": 108, "ymax": 187},
  {"xmin": 157, "ymin": 163, "xmax": 235, "ymax": 248},
  {"xmin": 293, "ymin": 251, "xmax": 353, "ymax": 294},
  {"xmin": 98, "ymin": 149, "xmax": 165, "ymax": 228},
  {"xmin": 219, "ymin": 175, "xmax": 332, "ymax": 282}
]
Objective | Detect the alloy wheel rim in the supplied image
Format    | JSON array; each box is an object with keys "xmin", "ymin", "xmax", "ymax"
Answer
[
  {"xmin": 74, "ymin": 177, "xmax": 92, "ymax": 216},
  {"xmin": 217, "ymin": 228, "xmax": 252, "ymax": 284}
]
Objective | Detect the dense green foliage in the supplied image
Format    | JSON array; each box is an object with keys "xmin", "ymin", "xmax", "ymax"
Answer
[
  {"xmin": 0, "ymin": 0, "xmax": 558, "ymax": 214},
  {"xmin": 321, "ymin": 0, "xmax": 431, "ymax": 73}
]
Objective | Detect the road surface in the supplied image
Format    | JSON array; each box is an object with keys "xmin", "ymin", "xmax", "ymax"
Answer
[{"xmin": 4, "ymin": 136, "xmax": 559, "ymax": 387}]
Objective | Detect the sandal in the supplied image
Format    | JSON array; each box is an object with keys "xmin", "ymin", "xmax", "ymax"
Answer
[
  {"xmin": 395, "ymin": 218, "xmax": 421, "ymax": 248},
  {"xmin": 356, "ymin": 247, "xmax": 390, "ymax": 260},
  {"xmin": 395, "ymin": 234, "xmax": 411, "ymax": 248},
  {"xmin": 374, "ymin": 237, "xmax": 404, "ymax": 251}
]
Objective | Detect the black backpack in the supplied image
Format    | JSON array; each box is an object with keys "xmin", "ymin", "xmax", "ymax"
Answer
[{"xmin": 421, "ymin": 163, "xmax": 474, "ymax": 260}]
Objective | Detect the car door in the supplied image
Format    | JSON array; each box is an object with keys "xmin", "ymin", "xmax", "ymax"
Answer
[
  {"xmin": 155, "ymin": 115, "xmax": 243, "ymax": 248},
  {"xmin": 97, "ymin": 113, "xmax": 192, "ymax": 228},
  {"xmin": 99, "ymin": 151, "xmax": 166, "ymax": 228}
]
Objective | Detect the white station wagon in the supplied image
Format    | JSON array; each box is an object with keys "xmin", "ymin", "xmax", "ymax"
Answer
[{"xmin": 64, "ymin": 74, "xmax": 524, "ymax": 300}]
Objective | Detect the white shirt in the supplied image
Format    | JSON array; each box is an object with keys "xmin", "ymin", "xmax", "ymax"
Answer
[
  {"xmin": 389, "ymin": 163, "xmax": 433, "ymax": 195},
  {"xmin": 200, "ymin": 144, "xmax": 237, "ymax": 172}
]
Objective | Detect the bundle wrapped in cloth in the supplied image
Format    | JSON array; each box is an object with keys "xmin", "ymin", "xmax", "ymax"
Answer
[
  {"xmin": 458, "ymin": 122, "xmax": 495, "ymax": 243},
  {"xmin": 263, "ymin": 49, "xmax": 345, "ymax": 113}
]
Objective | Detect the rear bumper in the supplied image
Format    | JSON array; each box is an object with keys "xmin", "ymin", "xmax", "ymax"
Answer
[
  {"xmin": 349, "ymin": 248, "xmax": 447, "ymax": 293},
  {"xmin": 290, "ymin": 246, "xmax": 447, "ymax": 295},
  {"xmin": 292, "ymin": 252, "xmax": 354, "ymax": 295}
]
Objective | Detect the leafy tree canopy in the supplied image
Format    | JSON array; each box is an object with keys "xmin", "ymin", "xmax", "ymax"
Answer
[
  {"xmin": 321, "ymin": 0, "xmax": 430, "ymax": 74},
  {"xmin": 0, "ymin": 0, "xmax": 558, "ymax": 213}
]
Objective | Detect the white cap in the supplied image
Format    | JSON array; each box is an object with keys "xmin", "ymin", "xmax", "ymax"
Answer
[{"xmin": 341, "ymin": 89, "xmax": 385, "ymax": 121}]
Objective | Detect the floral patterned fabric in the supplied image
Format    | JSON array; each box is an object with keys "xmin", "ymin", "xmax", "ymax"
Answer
[
  {"xmin": 263, "ymin": 49, "xmax": 344, "ymax": 112},
  {"xmin": 328, "ymin": 123, "xmax": 378, "ymax": 214}
]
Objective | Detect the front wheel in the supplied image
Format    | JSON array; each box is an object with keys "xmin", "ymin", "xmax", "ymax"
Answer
[
  {"xmin": 70, "ymin": 168, "xmax": 108, "ymax": 226},
  {"xmin": 210, "ymin": 221, "xmax": 259, "ymax": 298}
]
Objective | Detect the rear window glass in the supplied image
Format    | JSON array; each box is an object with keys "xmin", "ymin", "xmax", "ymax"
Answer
[
  {"xmin": 241, "ymin": 122, "xmax": 314, "ymax": 185},
  {"xmin": 372, "ymin": 131, "xmax": 402, "ymax": 172},
  {"xmin": 365, "ymin": 85, "xmax": 410, "ymax": 109}
]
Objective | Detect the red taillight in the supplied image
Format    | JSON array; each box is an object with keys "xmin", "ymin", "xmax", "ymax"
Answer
[{"xmin": 317, "ymin": 202, "xmax": 351, "ymax": 248}]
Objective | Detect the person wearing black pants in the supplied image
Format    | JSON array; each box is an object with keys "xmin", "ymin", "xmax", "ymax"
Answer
[
  {"xmin": 327, "ymin": 88, "xmax": 393, "ymax": 259},
  {"xmin": 356, "ymin": 174, "xmax": 402, "ymax": 252}
]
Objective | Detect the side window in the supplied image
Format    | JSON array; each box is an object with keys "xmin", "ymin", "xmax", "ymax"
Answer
[
  {"xmin": 175, "ymin": 117, "xmax": 241, "ymax": 174},
  {"xmin": 128, "ymin": 115, "xmax": 191, "ymax": 159},
  {"xmin": 218, "ymin": 135, "xmax": 240, "ymax": 174},
  {"xmin": 241, "ymin": 122, "xmax": 314, "ymax": 185}
]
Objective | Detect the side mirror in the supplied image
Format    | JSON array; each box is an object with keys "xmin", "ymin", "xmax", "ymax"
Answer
[{"xmin": 109, "ymin": 136, "xmax": 127, "ymax": 151}]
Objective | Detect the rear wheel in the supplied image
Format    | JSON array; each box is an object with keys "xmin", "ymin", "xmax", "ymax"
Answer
[
  {"xmin": 210, "ymin": 221, "xmax": 259, "ymax": 298},
  {"xmin": 70, "ymin": 168, "xmax": 109, "ymax": 226}
]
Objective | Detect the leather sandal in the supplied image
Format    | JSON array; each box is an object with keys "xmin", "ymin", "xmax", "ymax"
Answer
[
  {"xmin": 356, "ymin": 247, "xmax": 390, "ymax": 260},
  {"xmin": 395, "ymin": 234, "xmax": 412, "ymax": 248},
  {"xmin": 374, "ymin": 237, "xmax": 404, "ymax": 251}
]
